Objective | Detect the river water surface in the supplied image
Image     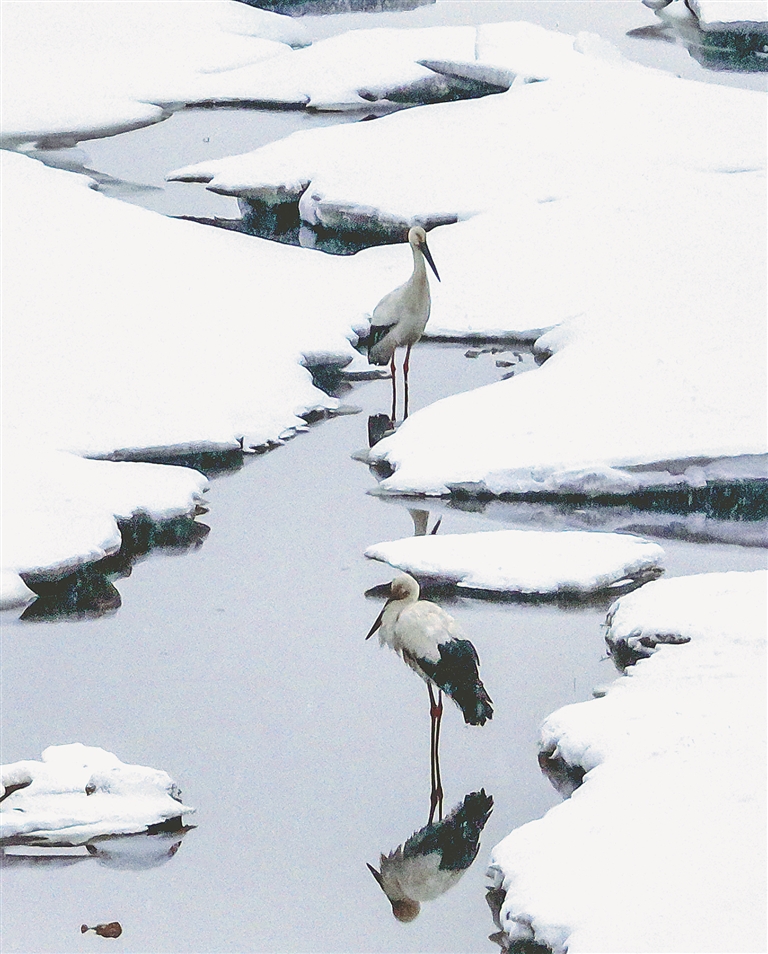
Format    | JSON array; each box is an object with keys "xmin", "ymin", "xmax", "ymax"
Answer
[{"xmin": 2, "ymin": 3, "xmax": 766, "ymax": 952}]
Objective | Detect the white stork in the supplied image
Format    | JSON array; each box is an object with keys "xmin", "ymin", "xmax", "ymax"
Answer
[{"xmin": 368, "ymin": 226, "xmax": 440, "ymax": 422}]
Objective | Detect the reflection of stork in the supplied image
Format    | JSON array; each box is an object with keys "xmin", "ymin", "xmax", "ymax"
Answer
[
  {"xmin": 368, "ymin": 226, "xmax": 440, "ymax": 422},
  {"xmin": 368, "ymin": 790, "xmax": 493, "ymax": 922},
  {"xmin": 366, "ymin": 573, "xmax": 493, "ymax": 821}
]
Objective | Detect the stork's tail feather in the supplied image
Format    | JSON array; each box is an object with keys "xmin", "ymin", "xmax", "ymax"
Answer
[
  {"xmin": 419, "ymin": 639, "xmax": 494, "ymax": 726},
  {"xmin": 451, "ymin": 678, "xmax": 494, "ymax": 727}
]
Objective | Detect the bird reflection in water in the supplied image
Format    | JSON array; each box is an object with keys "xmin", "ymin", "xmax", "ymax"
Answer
[
  {"xmin": 368, "ymin": 790, "xmax": 493, "ymax": 921},
  {"xmin": 367, "ymin": 225, "xmax": 441, "ymax": 424},
  {"xmin": 407, "ymin": 508, "xmax": 442, "ymax": 538},
  {"xmin": 366, "ymin": 572, "xmax": 492, "ymax": 823}
]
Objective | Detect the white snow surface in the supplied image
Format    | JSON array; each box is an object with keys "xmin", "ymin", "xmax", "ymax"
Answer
[
  {"xmin": 168, "ymin": 22, "xmax": 767, "ymax": 495},
  {"xmin": 1, "ymin": 151, "xmax": 432, "ymax": 607},
  {"xmin": 687, "ymin": 0, "xmax": 768, "ymax": 29},
  {"xmin": 1, "ymin": 1, "xmax": 307, "ymax": 147},
  {"xmin": 0, "ymin": 743, "xmax": 195, "ymax": 846},
  {"xmin": 488, "ymin": 570, "xmax": 767, "ymax": 953},
  {"xmin": 1, "ymin": 447, "xmax": 209, "ymax": 608},
  {"xmin": 364, "ymin": 530, "xmax": 664, "ymax": 595},
  {"xmin": 2, "ymin": 4, "xmax": 498, "ymax": 147}
]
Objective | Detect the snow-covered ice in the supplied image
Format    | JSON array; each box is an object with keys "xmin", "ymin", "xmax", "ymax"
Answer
[
  {"xmin": 1, "ymin": 1, "xmax": 307, "ymax": 148},
  {"xmin": 487, "ymin": 570, "xmax": 767, "ymax": 953},
  {"xmin": 171, "ymin": 22, "xmax": 767, "ymax": 498},
  {"xmin": 0, "ymin": 743, "xmax": 195, "ymax": 846},
  {"xmin": 365, "ymin": 530, "xmax": 664, "ymax": 596},
  {"xmin": 673, "ymin": 0, "xmax": 768, "ymax": 30},
  {"xmin": 1, "ymin": 5, "xmax": 502, "ymax": 150},
  {"xmin": 1, "ymin": 149, "xmax": 437, "ymax": 607},
  {"xmin": 0, "ymin": 447, "xmax": 209, "ymax": 610}
]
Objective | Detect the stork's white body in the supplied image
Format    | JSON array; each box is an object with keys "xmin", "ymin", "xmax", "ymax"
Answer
[
  {"xmin": 374, "ymin": 580, "xmax": 462, "ymax": 672},
  {"xmin": 366, "ymin": 574, "xmax": 493, "ymax": 727},
  {"xmin": 368, "ymin": 226, "xmax": 440, "ymax": 421},
  {"xmin": 369, "ymin": 233, "xmax": 433, "ymax": 365},
  {"xmin": 378, "ymin": 846, "xmax": 463, "ymax": 904}
]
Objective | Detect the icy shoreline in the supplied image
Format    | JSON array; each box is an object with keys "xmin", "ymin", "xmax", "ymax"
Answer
[{"xmin": 487, "ymin": 570, "xmax": 767, "ymax": 953}]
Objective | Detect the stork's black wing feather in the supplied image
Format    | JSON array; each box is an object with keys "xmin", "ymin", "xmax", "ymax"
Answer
[
  {"xmin": 403, "ymin": 790, "xmax": 494, "ymax": 871},
  {"xmin": 418, "ymin": 638, "xmax": 493, "ymax": 725}
]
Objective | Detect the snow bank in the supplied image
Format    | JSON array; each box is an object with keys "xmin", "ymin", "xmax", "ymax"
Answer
[
  {"xmin": 0, "ymin": 447, "xmax": 208, "ymax": 610},
  {"xmin": 1, "ymin": 1, "xmax": 306, "ymax": 148},
  {"xmin": 171, "ymin": 22, "xmax": 767, "ymax": 497},
  {"xmin": 685, "ymin": 0, "xmax": 767, "ymax": 30},
  {"xmin": 2, "ymin": 5, "xmax": 500, "ymax": 149},
  {"xmin": 488, "ymin": 570, "xmax": 767, "ymax": 953},
  {"xmin": 364, "ymin": 530, "xmax": 664, "ymax": 595},
  {"xmin": 1, "ymin": 150, "xmax": 438, "ymax": 604},
  {"xmin": 188, "ymin": 25, "xmax": 484, "ymax": 112},
  {"xmin": 0, "ymin": 744, "xmax": 195, "ymax": 846}
]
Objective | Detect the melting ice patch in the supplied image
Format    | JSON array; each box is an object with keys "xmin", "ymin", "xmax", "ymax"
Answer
[
  {"xmin": 365, "ymin": 530, "xmax": 664, "ymax": 596},
  {"xmin": 487, "ymin": 570, "xmax": 767, "ymax": 954},
  {"xmin": 0, "ymin": 743, "xmax": 195, "ymax": 846},
  {"xmin": 0, "ymin": 149, "xmax": 386, "ymax": 606},
  {"xmin": 1, "ymin": 1, "xmax": 305, "ymax": 147},
  {"xmin": 171, "ymin": 21, "xmax": 767, "ymax": 498}
]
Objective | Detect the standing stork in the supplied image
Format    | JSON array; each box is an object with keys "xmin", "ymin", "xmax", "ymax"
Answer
[
  {"xmin": 368, "ymin": 226, "xmax": 440, "ymax": 422},
  {"xmin": 366, "ymin": 573, "xmax": 493, "ymax": 822}
]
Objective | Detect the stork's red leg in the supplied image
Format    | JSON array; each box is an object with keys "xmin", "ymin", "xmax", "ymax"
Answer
[
  {"xmin": 390, "ymin": 352, "xmax": 397, "ymax": 422},
  {"xmin": 403, "ymin": 343, "xmax": 412, "ymax": 419},
  {"xmin": 433, "ymin": 689, "xmax": 444, "ymax": 822},
  {"xmin": 428, "ymin": 683, "xmax": 439, "ymax": 824}
]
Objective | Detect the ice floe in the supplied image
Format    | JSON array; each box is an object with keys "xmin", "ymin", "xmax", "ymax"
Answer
[
  {"xmin": 1, "ymin": 1, "xmax": 306, "ymax": 148},
  {"xmin": 171, "ymin": 22, "xmax": 766, "ymax": 498},
  {"xmin": 2, "ymin": 5, "xmax": 504, "ymax": 150},
  {"xmin": 0, "ymin": 446, "xmax": 208, "ymax": 611},
  {"xmin": 1, "ymin": 150, "xmax": 422, "ymax": 607},
  {"xmin": 487, "ymin": 570, "xmax": 767, "ymax": 953},
  {"xmin": 657, "ymin": 0, "xmax": 768, "ymax": 30},
  {"xmin": 0, "ymin": 743, "xmax": 195, "ymax": 846},
  {"xmin": 365, "ymin": 530, "xmax": 665, "ymax": 596}
]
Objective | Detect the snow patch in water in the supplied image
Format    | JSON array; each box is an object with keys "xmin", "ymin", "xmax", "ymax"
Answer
[
  {"xmin": 1, "ymin": 743, "xmax": 195, "ymax": 846},
  {"xmin": 365, "ymin": 529, "xmax": 665, "ymax": 595}
]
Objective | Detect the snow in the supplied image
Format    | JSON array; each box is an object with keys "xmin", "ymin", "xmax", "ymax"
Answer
[
  {"xmin": 487, "ymin": 570, "xmax": 767, "ymax": 953},
  {"xmin": 364, "ymin": 530, "xmax": 664, "ymax": 595},
  {"xmin": 169, "ymin": 22, "xmax": 767, "ymax": 497},
  {"xmin": 0, "ymin": 743, "xmax": 195, "ymax": 846},
  {"xmin": 686, "ymin": 0, "xmax": 768, "ymax": 29},
  {"xmin": 187, "ymin": 25, "xmax": 482, "ymax": 112},
  {"xmin": 1, "ymin": 5, "xmax": 499, "ymax": 149},
  {"xmin": 0, "ymin": 447, "xmax": 209, "ymax": 609},
  {"xmin": 1, "ymin": 149, "xmax": 444, "ymax": 607},
  {"xmin": 1, "ymin": 1, "xmax": 306, "ymax": 148}
]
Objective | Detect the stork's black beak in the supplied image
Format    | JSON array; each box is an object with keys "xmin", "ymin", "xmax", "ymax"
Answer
[
  {"xmin": 367, "ymin": 862, "xmax": 385, "ymax": 889},
  {"xmin": 422, "ymin": 242, "xmax": 440, "ymax": 282},
  {"xmin": 365, "ymin": 601, "xmax": 388, "ymax": 639}
]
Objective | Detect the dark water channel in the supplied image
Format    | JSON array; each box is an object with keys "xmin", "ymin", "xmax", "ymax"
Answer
[{"xmin": 3, "ymin": 4, "xmax": 767, "ymax": 952}]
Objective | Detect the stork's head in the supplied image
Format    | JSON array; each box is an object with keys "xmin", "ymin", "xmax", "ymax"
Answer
[
  {"xmin": 389, "ymin": 573, "xmax": 420, "ymax": 602},
  {"xmin": 366, "ymin": 863, "xmax": 421, "ymax": 922},
  {"xmin": 407, "ymin": 226, "xmax": 440, "ymax": 282},
  {"xmin": 390, "ymin": 899, "xmax": 421, "ymax": 922}
]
